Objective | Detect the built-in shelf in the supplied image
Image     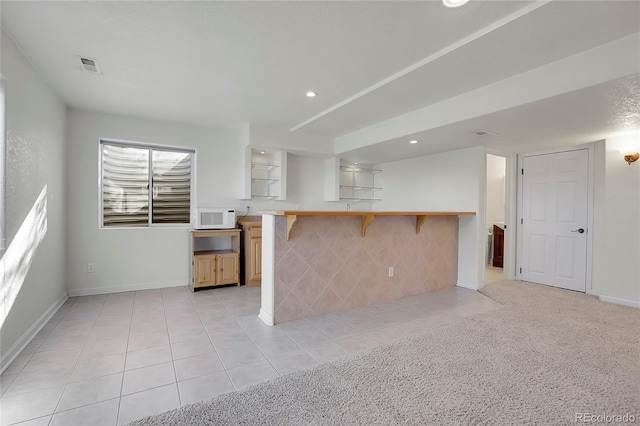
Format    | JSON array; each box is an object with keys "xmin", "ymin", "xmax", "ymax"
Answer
[
  {"xmin": 252, "ymin": 162, "xmax": 280, "ymax": 170},
  {"xmin": 340, "ymin": 185, "xmax": 382, "ymax": 191},
  {"xmin": 324, "ymin": 159, "xmax": 383, "ymax": 203},
  {"xmin": 340, "ymin": 165, "xmax": 381, "ymax": 174},
  {"xmin": 251, "ymin": 194, "xmax": 277, "ymax": 199},
  {"xmin": 339, "ymin": 197, "xmax": 382, "ymax": 202},
  {"xmin": 339, "ymin": 164, "xmax": 382, "ymax": 203},
  {"xmin": 242, "ymin": 148, "xmax": 287, "ymax": 200}
]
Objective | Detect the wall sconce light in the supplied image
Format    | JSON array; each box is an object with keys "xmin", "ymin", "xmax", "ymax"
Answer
[{"xmin": 624, "ymin": 152, "xmax": 639, "ymax": 165}]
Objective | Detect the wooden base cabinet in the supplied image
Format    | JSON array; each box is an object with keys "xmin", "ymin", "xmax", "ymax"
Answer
[
  {"xmin": 193, "ymin": 251, "xmax": 239, "ymax": 288},
  {"xmin": 240, "ymin": 220, "xmax": 262, "ymax": 286},
  {"xmin": 190, "ymin": 229, "xmax": 240, "ymax": 291}
]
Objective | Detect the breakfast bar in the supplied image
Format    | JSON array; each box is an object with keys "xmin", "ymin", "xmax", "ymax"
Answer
[{"xmin": 258, "ymin": 210, "xmax": 476, "ymax": 325}]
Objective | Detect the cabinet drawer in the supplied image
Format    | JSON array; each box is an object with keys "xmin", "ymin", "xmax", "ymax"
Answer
[{"xmin": 249, "ymin": 225, "xmax": 262, "ymax": 238}]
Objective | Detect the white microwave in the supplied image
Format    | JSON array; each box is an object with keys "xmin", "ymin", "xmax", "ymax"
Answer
[{"xmin": 193, "ymin": 208, "xmax": 236, "ymax": 229}]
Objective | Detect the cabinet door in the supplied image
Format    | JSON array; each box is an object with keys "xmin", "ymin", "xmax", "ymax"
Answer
[
  {"xmin": 194, "ymin": 254, "xmax": 216, "ymax": 287},
  {"xmin": 250, "ymin": 237, "xmax": 262, "ymax": 281},
  {"xmin": 216, "ymin": 253, "xmax": 238, "ymax": 285}
]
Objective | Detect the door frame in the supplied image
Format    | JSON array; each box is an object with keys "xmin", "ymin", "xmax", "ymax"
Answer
[{"xmin": 516, "ymin": 143, "xmax": 596, "ymax": 294}]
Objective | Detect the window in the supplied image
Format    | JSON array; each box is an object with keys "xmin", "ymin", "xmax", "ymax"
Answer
[
  {"xmin": 0, "ymin": 77, "xmax": 5, "ymax": 251},
  {"xmin": 100, "ymin": 141, "xmax": 194, "ymax": 227}
]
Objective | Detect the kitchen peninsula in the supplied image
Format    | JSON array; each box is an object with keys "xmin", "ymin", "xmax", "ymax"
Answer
[{"xmin": 258, "ymin": 210, "xmax": 475, "ymax": 325}]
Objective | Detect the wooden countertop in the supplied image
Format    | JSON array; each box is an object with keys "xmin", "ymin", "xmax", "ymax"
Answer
[
  {"xmin": 260, "ymin": 210, "xmax": 474, "ymax": 216},
  {"xmin": 259, "ymin": 210, "xmax": 476, "ymax": 240}
]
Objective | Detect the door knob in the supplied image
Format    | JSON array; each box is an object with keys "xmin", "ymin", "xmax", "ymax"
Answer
[{"xmin": 571, "ymin": 228, "xmax": 585, "ymax": 234}]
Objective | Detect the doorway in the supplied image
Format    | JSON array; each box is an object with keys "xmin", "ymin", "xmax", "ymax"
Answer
[
  {"xmin": 517, "ymin": 148, "xmax": 592, "ymax": 292},
  {"xmin": 486, "ymin": 154, "xmax": 507, "ymax": 283}
]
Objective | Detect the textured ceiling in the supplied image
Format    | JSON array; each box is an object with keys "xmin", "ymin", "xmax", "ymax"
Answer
[
  {"xmin": 1, "ymin": 1, "xmax": 530, "ymax": 126},
  {"xmin": 1, "ymin": 1, "xmax": 639, "ymax": 161}
]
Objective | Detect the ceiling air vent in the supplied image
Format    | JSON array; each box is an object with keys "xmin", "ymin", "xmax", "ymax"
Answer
[
  {"xmin": 78, "ymin": 56, "xmax": 102, "ymax": 74},
  {"xmin": 473, "ymin": 130, "xmax": 497, "ymax": 137}
]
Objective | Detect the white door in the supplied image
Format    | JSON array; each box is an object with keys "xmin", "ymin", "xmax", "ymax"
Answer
[{"xmin": 520, "ymin": 149, "xmax": 589, "ymax": 292}]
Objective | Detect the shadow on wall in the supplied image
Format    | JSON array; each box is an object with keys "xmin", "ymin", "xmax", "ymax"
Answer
[{"xmin": 0, "ymin": 185, "xmax": 47, "ymax": 329}]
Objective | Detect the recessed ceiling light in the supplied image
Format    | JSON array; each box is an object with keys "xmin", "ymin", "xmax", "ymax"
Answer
[
  {"xmin": 306, "ymin": 91, "xmax": 317, "ymax": 98},
  {"xmin": 443, "ymin": 0, "xmax": 470, "ymax": 8},
  {"xmin": 353, "ymin": 161, "xmax": 358, "ymax": 165},
  {"xmin": 260, "ymin": 151, "xmax": 265, "ymax": 154},
  {"xmin": 409, "ymin": 140, "xmax": 418, "ymax": 144}
]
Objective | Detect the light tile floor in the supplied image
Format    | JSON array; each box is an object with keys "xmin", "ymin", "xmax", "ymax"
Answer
[
  {"xmin": 485, "ymin": 265, "xmax": 505, "ymax": 283},
  {"xmin": 0, "ymin": 285, "xmax": 502, "ymax": 426}
]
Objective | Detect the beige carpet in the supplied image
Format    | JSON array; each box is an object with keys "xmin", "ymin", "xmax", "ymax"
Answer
[{"xmin": 127, "ymin": 281, "xmax": 640, "ymax": 425}]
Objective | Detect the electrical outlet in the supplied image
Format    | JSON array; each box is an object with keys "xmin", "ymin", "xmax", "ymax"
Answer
[
  {"xmin": 88, "ymin": 263, "xmax": 95, "ymax": 273},
  {"xmin": 388, "ymin": 266, "xmax": 394, "ymax": 277}
]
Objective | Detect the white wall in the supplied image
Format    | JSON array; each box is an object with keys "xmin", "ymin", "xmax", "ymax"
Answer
[
  {"xmin": 65, "ymin": 109, "xmax": 246, "ymax": 295},
  {"xmin": 65, "ymin": 110, "xmax": 341, "ymax": 295},
  {"xmin": 486, "ymin": 154, "xmax": 506, "ymax": 228},
  {"xmin": 377, "ymin": 146, "xmax": 486, "ymax": 289},
  {"xmin": 249, "ymin": 125, "xmax": 334, "ymax": 156},
  {"xmin": 1, "ymin": 32, "xmax": 68, "ymax": 361},
  {"xmin": 592, "ymin": 134, "xmax": 640, "ymax": 305}
]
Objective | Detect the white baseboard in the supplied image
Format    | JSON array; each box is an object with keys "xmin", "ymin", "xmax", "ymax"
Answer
[
  {"xmin": 599, "ymin": 295, "xmax": 640, "ymax": 308},
  {"xmin": 259, "ymin": 308, "xmax": 273, "ymax": 326},
  {"xmin": 457, "ymin": 280, "xmax": 479, "ymax": 291},
  {"xmin": 68, "ymin": 280, "xmax": 186, "ymax": 297},
  {"xmin": 1, "ymin": 292, "xmax": 68, "ymax": 375}
]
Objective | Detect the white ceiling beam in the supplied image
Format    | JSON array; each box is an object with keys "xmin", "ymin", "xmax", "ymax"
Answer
[
  {"xmin": 290, "ymin": 0, "xmax": 551, "ymax": 133},
  {"xmin": 334, "ymin": 33, "xmax": 640, "ymax": 154}
]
